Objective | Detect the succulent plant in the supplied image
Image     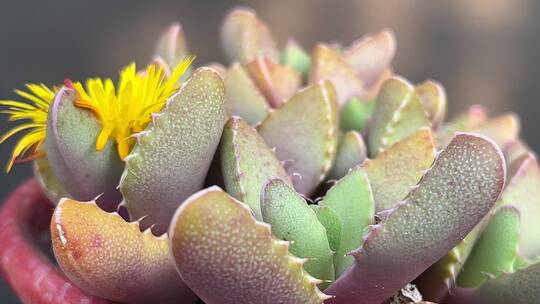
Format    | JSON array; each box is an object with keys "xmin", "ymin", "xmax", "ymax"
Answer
[{"xmin": 1, "ymin": 6, "xmax": 539, "ymax": 304}]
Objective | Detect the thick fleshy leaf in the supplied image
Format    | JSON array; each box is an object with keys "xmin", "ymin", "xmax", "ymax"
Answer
[
  {"xmin": 45, "ymin": 88, "xmax": 123, "ymax": 211},
  {"xmin": 415, "ymin": 80, "xmax": 447, "ymax": 129},
  {"xmin": 246, "ymin": 57, "xmax": 301, "ymax": 108},
  {"xmin": 344, "ymin": 29, "xmax": 396, "ymax": 89},
  {"xmin": 339, "ymin": 97, "xmax": 375, "ymax": 133},
  {"xmin": 497, "ymin": 153, "xmax": 540, "ymax": 257},
  {"xmin": 416, "ymin": 222, "xmax": 484, "ymax": 302},
  {"xmin": 280, "ymin": 39, "xmax": 310, "ymax": 77},
  {"xmin": 309, "ymin": 44, "xmax": 367, "ymax": 106},
  {"xmin": 51, "ymin": 199, "xmax": 196, "ymax": 303},
  {"xmin": 329, "ymin": 131, "xmax": 367, "ymax": 180},
  {"xmin": 154, "ymin": 23, "xmax": 191, "ymax": 79},
  {"xmin": 261, "ymin": 178, "xmax": 335, "ymax": 285},
  {"xmin": 503, "ymin": 139, "xmax": 531, "ymax": 173},
  {"xmin": 320, "ymin": 168, "xmax": 375, "ymax": 276},
  {"xmin": 220, "ymin": 116, "xmax": 291, "ymax": 219},
  {"xmin": 258, "ymin": 82, "xmax": 338, "ymax": 195},
  {"xmin": 472, "ymin": 262, "xmax": 540, "ymax": 304},
  {"xmin": 221, "ymin": 7, "xmax": 279, "ymax": 64},
  {"xmin": 33, "ymin": 156, "xmax": 68, "ymax": 205},
  {"xmin": 368, "ymin": 77, "xmax": 431, "ymax": 157},
  {"xmin": 311, "ymin": 205, "xmax": 342, "ymax": 253},
  {"xmin": 436, "ymin": 105, "xmax": 487, "ymax": 148},
  {"xmin": 169, "ymin": 187, "xmax": 329, "ymax": 304},
  {"xmin": 364, "ymin": 127, "xmax": 436, "ymax": 211},
  {"xmin": 457, "ymin": 206, "xmax": 520, "ymax": 288},
  {"xmin": 121, "ymin": 68, "xmax": 226, "ymax": 234},
  {"xmin": 470, "ymin": 113, "xmax": 520, "ymax": 148},
  {"xmin": 325, "ymin": 133, "xmax": 505, "ymax": 304},
  {"xmin": 225, "ymin": 63, "xmax": 269, "ymax": 125}
]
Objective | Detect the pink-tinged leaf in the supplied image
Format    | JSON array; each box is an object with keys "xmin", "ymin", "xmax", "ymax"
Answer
[
  {"xmin": 368, "ymin": 77, "xmax": 431, "ymax": 157},
  {"xmin": 220, "ymin": 116, "xmax": 291, "ymax": 219},
  {"xmin": 364, "ymin": 127, "xmax": 436, "ymax": 212},
  {"xmin": 497, "ymin": 153, "xmax": 540, "ymax": 257},
  {"xmin": 51, "ymin": 199, "xmax": 196, "ymax": 303},
  {"xmin": 325, "ymin": 133, "xmax": 505, "ymax": 304},
  {"xmin": 225, "ymin": 63, "xmax": 269, "ymax": 125},
  {"xmin": 221, "ymin": 7, "xmax": 279, "ymax": 64},
  {"xmin": 169, "ymin": 187, "xmax": 330, "ymax": 304},
  {"xmin": 120, "ymin": 68, "xmax": 227, "ymax": 234},
  {"xmin": 503, "ymin": 139, "xmax": 531, "ymax": 174},
  {"xmin": 258, "ymin": 82, "xmax": 338, "ymax": 195},
  {"xmin": 469, "ymin": 113, "xmax": 520, "ymax": 148},
  {"xmin": 154, "ymin": 22, "xmax": 191, "ymax": 80},
  {"xmin": 344, "ymin": 29, "xmax": 396, "ymax": 90},
  {"xmin": 436, "ymin": 105, "xmax": 487, "ymax": 149},
  {"xmin": 309, "ymin": 44, "xmax": 367, "ymax": 107},
  {"xmin": 45, "ymin": 88, "xmax": 123, "ymax": 211}
]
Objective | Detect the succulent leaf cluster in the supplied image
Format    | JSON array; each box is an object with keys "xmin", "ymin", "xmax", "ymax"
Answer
[{"xmin": 4, "ymin": 6, "xmax": 539, "ymax": 304}]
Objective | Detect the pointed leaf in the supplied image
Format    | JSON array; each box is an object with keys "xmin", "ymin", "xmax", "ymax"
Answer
[
  {"xmin": 261, "ymin": 178, "xmax": 335, "ymax": 285},
  {"xmin": 344, "ymin": 29, "xmax": 396, "ymax": 89},
  {"xmin": 364, "ymin": 127, "xmax": 436, "ymax": 211},
  {"xmin": 339, "ymin": 97, "xmax": 375, "ymax": 133},
  {"xmin": 169, "ymin": 187, "xmax": 329, "ymax": 304},
  {"xmin": 320, "ymin": 168, "xmax": 375, "ymax": 276},
  {"xmin": 311, "ymin": 205, "xmax": 343, "ymax": 253},
  {"xmin": 280, "ymin": 39, "xmax": 311, "ymax": 77},
  {"xmin": 258, "ymin": 82, "xmax": 338, "ymax": 195},
  {"xmin": 121, "ymin": 68, "xmax": 227, "ymax": 234},
  {"xmin": 497, "ymin": 153, "xmax": 540, "ymax": 257},
  {"xmin": 33, "ymin": 156, "xmax": 68, "ymax": 205},
  {"xmin": 415, "ymin": 79, "xmax": 447, "ymax": 129},
  {"xmin": 221, "ymin": 7, "xmax": 279, "ymax": 64},
  {"xmin": 329, "ymin": 130, "xmax": 367, "ymax": 180},
  {"xmin": 458, "ymin": 206, "xmax": 520, "ymax": 288},
  {"xmin": 309, "ymin": 44, "xmax": 367, "ymax": 106},
  {"xmin": 51, "ymin": 199, "xmax": 196, "ymax": 303},
  {"xmin": 225, "ymin": 63, "xmax": 269, "ymax": 125},
  {"xmin": 472, "ymin": 262, "xmax": 540, "ymax": 304},
  {"xmin": 45, "ymin": 88, "xmax": 123, "ymax": 210},
  {"xmin": 368, "ymin": 77, "xmax": 431, "ymax": 157},
  {"xmin": 220, "ymin": 116, "xmax": 291, "ymax": 219},
  {"xmin": 325, "ymin": 133, "xmax": 505, "ymax": 304}
]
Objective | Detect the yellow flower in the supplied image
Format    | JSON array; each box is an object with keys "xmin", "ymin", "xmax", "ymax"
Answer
[
  {"xmin": 0, "ymin": 56, "xmax": 194, "ymax": 172},
  {"xmin": 72, "ymin": 56, "xmax": 194, "ymax": 159}
]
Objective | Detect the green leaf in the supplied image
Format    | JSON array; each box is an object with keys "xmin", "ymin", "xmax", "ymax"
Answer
[
  {"xmin": 225, "ymin": 63, "xmax": 269, "ymax": 125},
  {"xmin": 261, "ymin": 178, "xmax": 335, "ymax": 286},
  {"xmin": 220, "ymin": 116, "xmax": 291, "ymax": 219},
  {"xmin": 154, "ymin": 22, "xmax": 191, "ymax": 80},
  {"xmin": 169, "ymin": 187, "xmax": 329, "ymax": 303},
  {"xmin": 368, "ymin": 77, "xmax": 431, "ymax": 157},
  {"xmin": 469, "ymin": 113, "xmax": 520, "ymax": 148},
  {"xmin": 325, "ymin": 133, "xmax": 505, "ymax": 304},
  {"xmin": 310, "ymin": 205, "xmax": 343, "ymax": 253},
  {"xmin": 458, "ymin": 206, "xmax": 520, "ymax": 288},
  {"xmin": 320, "ymin": 168, "xmax": 375, "ymax": 276},
  {"xmin": 436, "ymin": 105, "xmax": 487, "ymax": 149},
  {"xmin": 339, "ymin": 97, "xmax": 375, "ymax": 133},
  {"xmin": 415, "ymin": 79, "xmax": 447, "ymax": 129},
  {"xmin": 328, "ymin": 130, "xmax": 367, "ymax": 180},
  {"xmin": 364, "ymin": 127, "xmax": 436, "ymax": 211},
  {"xmin": 497, "ymin": 153, "xmax": 540, "ymax": 257},
  {"xmin": 121, "ymin": 68, "xmax": 227, "ymax": 234},
  {"xmin": 221, "ymin": 7, "xmax": 279, "ymax": 64},
  {"xmin": 258, "ymin": 82, "xmax": 338, "ymax": 195},
  {"xmin": 309, "ymin": 43, "xmax": 366, "ymax": 107},
  {"xmin": 33, "ymin": 156, "xmax": 68, "ymax": 205},
  {"xmin": 280, "ymin": 39, "xmax": 311, "ymax": 77},
  {"xmin": 45, "ymin": 88, "xmax": 123, "ymax": 209},
  {"xmin": 473, "ymin": 262, "xmax": 540, "ymax": 304}
]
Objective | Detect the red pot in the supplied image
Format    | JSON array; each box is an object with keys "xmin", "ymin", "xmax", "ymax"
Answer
[{"xmin": 0, "ymin": 178, "xmax": 113, "ymax": 304}]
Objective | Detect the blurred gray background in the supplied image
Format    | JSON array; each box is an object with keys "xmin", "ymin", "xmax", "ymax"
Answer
[{"xmin": 1, "ymin": 0, "xmax": 539, "ymax": 302}]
